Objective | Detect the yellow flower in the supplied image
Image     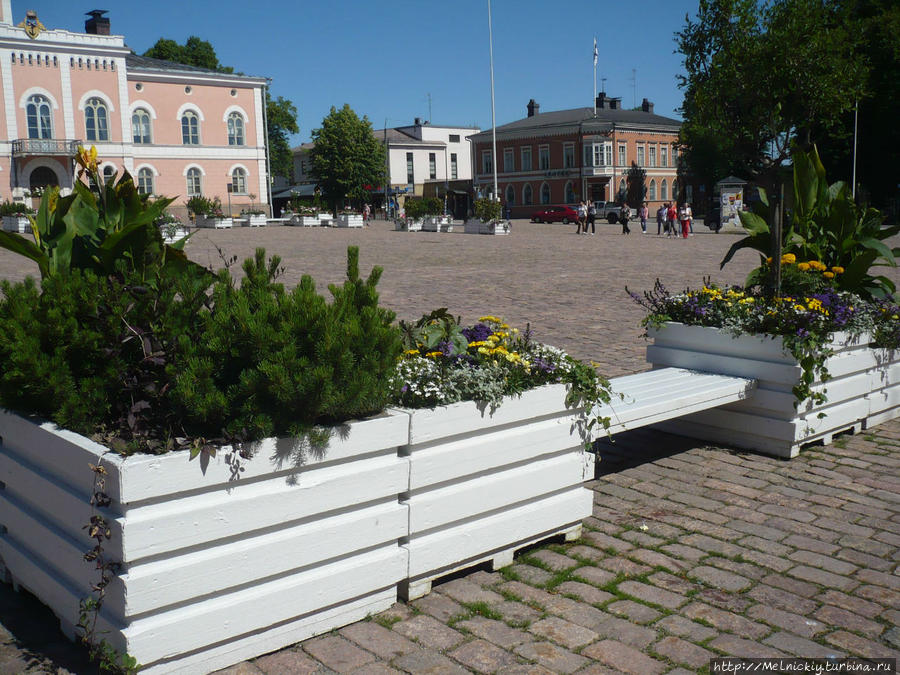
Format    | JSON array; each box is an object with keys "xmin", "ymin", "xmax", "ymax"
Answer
[
  {"xmin": 467, "ymin": 341, "xmax": 487, "ymax": 348},
  {"xmin": 766, "ymin": 257, "xmax": 773, "ymax": 264},
  {"xmin": 75, "ymin": 144, "xmax": 99, "ymax": 173},
  {"xmin": 797, "ymin": 262, "xmax": 810, "ymax": 272},
  {"xmin": 403, "ymin": 349, "xmax": 420, "ymax": 356},
  {"xmin": 781, "ymin": 253, "xmax": 796, "ymax": 264},
  {"xmin": 426, "ymin": 351, "xmax": 442, "ymax": 358},
  {"xmin": 479, "ymin": 315, "xmax": 502, "ymax": 324},
  {"xmin": 794, "ymin": 304, "xmax": 807, "ymax": 312},
  {"xmin": 739, "ymin": 297, "xmax": 755, "ymax": 304},
  {"xmin": 823, "ymin": 271, "xmax": 835, "ymax": 279},
  {"xmin": 831, "ymin": 266, "xmax": 844, "ymax": 274},
  {"xmin": 893, "ymin": 315, "xmax": 899, "ymax": 320}
]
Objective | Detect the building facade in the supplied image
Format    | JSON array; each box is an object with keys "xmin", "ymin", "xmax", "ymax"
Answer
[
  {"xmin": 470, "ymin": 95, "xmax": 681, "ymax": 218},
  {"xmin": 0, "ymin": 2, "xmax": 269, "ymax": 218},
  {"xmin": 293, "ymin": 119, "xmax": 479, "ymax": 212}
]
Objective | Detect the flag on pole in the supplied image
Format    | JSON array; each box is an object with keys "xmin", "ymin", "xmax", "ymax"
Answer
[{"xmin": 593, "ymin": 37, "xmax": 598, "ymax": 66}]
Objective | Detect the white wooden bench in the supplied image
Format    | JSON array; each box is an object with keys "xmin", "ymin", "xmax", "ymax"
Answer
[{"xmin": 598, "ymin": 367, "xmax": 758, "ymax": 434}]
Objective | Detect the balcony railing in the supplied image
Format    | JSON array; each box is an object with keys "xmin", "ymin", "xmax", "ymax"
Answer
[{"xmin": 11, "ymin": 138, "xmax": 81, "ymax": 157}]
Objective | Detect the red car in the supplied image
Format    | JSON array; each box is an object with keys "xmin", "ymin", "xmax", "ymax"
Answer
[{"xmin": 530, "ymin": 206, "xmax": 580, "ymax": 224}]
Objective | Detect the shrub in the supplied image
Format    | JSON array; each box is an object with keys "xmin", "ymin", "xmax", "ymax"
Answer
[
  {"xmin": 404, "ymin": 197, "xmax": 443, "ymax": 220},
  {"xmin": 0, "ymin": 200, "xmax": 32, "ymax": 217},
  {"xmin": 185, "ymin": 195, "xmax": 224, "ymax": 218},
  {"xmin": 474, "ymin": 198, "xmax": 502, "ymax": 222}
]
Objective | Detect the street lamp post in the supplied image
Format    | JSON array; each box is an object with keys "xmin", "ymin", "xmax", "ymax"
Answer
[{"xmin": 488, "ymin": 0, "xmax": 498, "ymax": 203}]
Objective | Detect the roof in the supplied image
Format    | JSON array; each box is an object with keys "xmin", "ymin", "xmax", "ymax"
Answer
[
  {"xmin": 292, "ymin": 128, "xmax": 443, "ymax": 154},
  {"xmin": 124, "ymin": 53, "xmax": 266, "ymax": 81},
  {"xmin": 470, "ymin": 104, "xmax": 681, "ymax": 141}
]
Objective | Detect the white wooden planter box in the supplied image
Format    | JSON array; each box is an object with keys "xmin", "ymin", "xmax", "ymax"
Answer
[
  {"xmin": 647, "ymin": 322, "xmax": 900, "ymax": 458},
  {"xmin": 0, "ymin": 409, "xmax": 410, "ymax": 674},
  {"xmin": 1, "ymin": 215, "xmax": 29, "ymax": 233},
  {"xmin": 394, "ymin": 384, "xmax": 593, "ymax": 600},
  {"xmin": 239, "ymin": 214, "xmax": 267, "ymax": 227},
  {"xmin": 194, "ymin": 216, "xmax": 233, "ymax": 229},
  {"xmin": 464, "ymin": 219, "xmax": 510, "ymax": 235},
  {"xmin": 336, "ymin": 214, "xmax": 363, "ymax": 228},
  {"xmin": 395, "ymin": 219, "xmax": 423, "ymax": 232},
  {"xmin": 295, "ymin": 215, "xmax": 321, "ymax": 227},
  {"xmin": 422, "ymin": 216, "xmax": 452, "ymax": 232},
  {"xmin": 161, "ymin": 227, "xmax": 190, "ymax": 245},
  {"xmin": 317, "ymin": 213, "xmax": 333, "ymax": 227}
]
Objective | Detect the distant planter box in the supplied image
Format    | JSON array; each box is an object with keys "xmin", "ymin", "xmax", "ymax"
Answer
[
  {"xmin": 422, "ymin": 215, "xmax": 453, "ymax": 232},
  {"xmin": 296, "ymin": 215, "xmax": 321, "ymax": 227},
  {"xmin": 317, "ymin": 213, "xmax": 333, "ymax": 227},
  {"xmin": 240, "ymin": 214, "xmax": 267, "ymax": 227},
  {"xmin": 161, "ymin": 227, "xmax": 190, "ymax": 245},
  {"xmin": 336, "ymin": 214, "xmax": 363, "ymax": 228},
  {"xmin": 395, "ymin": 384, "xmax": 593, "ymax": 601},
  {"xmin": 464, "ymin": 219, "xmax": 510, "ymax": 235},
  {"xmin": 646, "ymin": 322, "xmax": 900, "ymax": 458},
  {"xmin": 395, "ymin": 219, "xmax": 423, "ymax": 232},
  {"xmin": 1, "ymin": 215, "xmax": 29, "ymax": 233},
  {"xmin": 194, "ymin": 216, "xmax": 233, "ymax": 229},
  {"xmin": 0, "ymin": 409, "xmax": 410, "ymax": 674}
]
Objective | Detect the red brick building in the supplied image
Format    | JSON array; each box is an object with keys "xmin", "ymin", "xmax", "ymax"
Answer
[{"xmin": 469, "ymin": 94, "xmax": 681, "ymax": 218}]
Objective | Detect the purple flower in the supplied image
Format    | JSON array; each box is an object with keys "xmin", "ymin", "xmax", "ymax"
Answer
[{"xmin": 462, "ymin": 323, "xmax": 492, "ymax": 343}]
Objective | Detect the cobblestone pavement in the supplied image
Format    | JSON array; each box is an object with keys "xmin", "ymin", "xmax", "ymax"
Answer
[{"xmin": 0, "ymin": 221, "xmax": 898, "ymax": 673}]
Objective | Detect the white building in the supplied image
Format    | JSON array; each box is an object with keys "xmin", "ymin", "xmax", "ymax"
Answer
[{"xmin": 292, "ymin": 118, "xmax": 479, "ymax": 202}]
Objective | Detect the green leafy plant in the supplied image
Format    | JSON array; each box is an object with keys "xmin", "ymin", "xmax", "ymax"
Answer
[
  {"xmin": 399, "ymin": 308, "xmax": 468, "ymax": 356},
  {"xmin": 721, "ymin": 145, "xmax": 900, "ymax": 300},
  {"xmin": 474, "ymin": 198, "xmax": 502, "ymax": 222},
  {"xmin": 0, "ymin": 146, "xmax": 191, "ymax": 280},
  {"xmin": 404, "ymin": 197, "xmax": 443, "ymax": 220},
  {"xmin": 185, "ymin": 195, "xmax": 224, "ymax": 219}
]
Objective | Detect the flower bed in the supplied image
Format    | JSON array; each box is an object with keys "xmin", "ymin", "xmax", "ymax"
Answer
[
  {"xmin": 390, "ymin": 314, "xmax": 609, "ymax": 597},
  {"xmin": 646, "ymin": 322, "xmax": 900, "ymax": 457},
  {"xmin": 0, "ymin": 408, "xmax": 410, "ymax": 674}
]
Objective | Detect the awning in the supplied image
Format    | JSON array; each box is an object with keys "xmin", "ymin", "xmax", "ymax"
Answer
[{"xmin": 271, "ymin": 184, "xmax": 317, "ymax": 199}]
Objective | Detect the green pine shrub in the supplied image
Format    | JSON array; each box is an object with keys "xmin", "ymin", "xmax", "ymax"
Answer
[{"xmin": 0, "ymin": 246, "xmax": 401, "ymax": 454}]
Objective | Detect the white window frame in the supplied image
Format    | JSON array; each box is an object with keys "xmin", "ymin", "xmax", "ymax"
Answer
[
  {"xmin": 649, "ymin": 145, "xmax": 657, "ymax": 167},
  {"xmin": 406, "ymin": 152, "xmax": 415, "ymax": 184},
  {"xmin": 231, "ymin": 167, "xmax": 248, "ymax": 194},
  {"xmin": 137, "ymin": 167, "xmax": 154, "ymax": 195},
  {"xmin": 85, "ymin": 97, "xmax": 109, "ymax": 142},
  {"xmin": 132, "ymin": 108, "xmax": 151, "ymax": 144},
  {"xmin": 618, "ymin": 145, "xmax": 626, "ymax": 167},
  {"xmin": 521, "ymin": 146, "xmax": 532, "ymax": 171},
  {"xmin": 563, "ymin": 143, "xmax": 575, "ymax": 169},
  {"xmin": 450, "ymin": 153, "xmax": 458, "ymax": 180},
  {"xmin": 481, "ymin": 150, "xmax": 493, "ymax": 175},
  {"xmin": 26, "ymin": 94, "xmax": 53, "ymax": 139},
  {"xmin": 538, "ymin": 145, "xmax": 550, "ymax": 170},
  {"xmin": 227, "ymin": 112, "xmax": 245, "ymax": 146},
  {"xmin": 429, "ymin": 152, "xmax": 437, "ymax": 179},
  {"xmin": 186, "ymin": 166, "xmax": 203, "ymax": 196},
  {"xmin": 661, "ymin": 178, "xmax": 668, "ymax": 201},
  {"xmin": 503, "ymin": 148, "xmax": 514, "ymax": 173},
  {"xmin": 649, "ymin": 179, "xmax": 657, "ymax": 200},
  {"xmin": 182, "ymin": 111, "xmax": 200, "ymax": 145},
  {"xmin": 636, "ymin": 144, "xmax": 645, "ymax": 167},
  {"xmin": 660, "ymin": 146, "xmax": 668, "ymax": 168}
]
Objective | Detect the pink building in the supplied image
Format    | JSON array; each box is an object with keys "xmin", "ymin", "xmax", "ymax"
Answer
[{"xmin": 0, "ymin": 2, "xmax": 269, "ymax": 218}]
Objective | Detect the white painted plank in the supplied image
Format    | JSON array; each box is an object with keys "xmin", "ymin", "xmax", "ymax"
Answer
[
  {"xmin": 408, "ymin": 453, "xmax": 582, "ymax": 532},
  {"xmin": 406, "ymin": 488, "xmax": 592, "ymax": 578},
  {"xmin": 647, "ymin": 344, "xmax": 801, "ymax": 384},
  {"xmin": 407, "ymin": 415, "xmax": 579, "ymax": 490},
  {"xmin": 399, "ymin": 384, "xmax": 570, "ymax": 444},
  {"xmin": 111, "ymin": 501, "xmax": 407, "ymax": 619}
]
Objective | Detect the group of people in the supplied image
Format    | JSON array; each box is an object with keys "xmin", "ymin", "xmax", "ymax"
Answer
[
  {"xmin": 574, "ymin": 201, "xmax": 597, "ymax": 234},
  {"xmin": 655, "ymin": 201, "xmax": 693, "ymax": 238}
]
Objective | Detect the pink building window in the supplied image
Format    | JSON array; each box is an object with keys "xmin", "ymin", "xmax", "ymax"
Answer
[
  {"xmin": 231, "ymin": 167, "xmax": 247, "ymax": 194},
  {"xmin": 227, "ymin": 113, "xmax": 245, "ymax": 146},
  {"xmin": 186, "ymin": 167, "xmax": 202, "ymax": 196},
  {"xmin": 182, "ymin": 112, "xmax": 200, "ymax": 145},
  {"xmin": 26, "ymin": 95, "xmax": 52, "ymax": 139},
  {"xmin": 137, "ymin": 168, "xmax": 153, "ymax": 195},
  {"xmin": 85, "ymin": 98, "xmax": 109, "ymax": 142},
  {"xmin": 132, "ymin": 109, "xmax": 151, "ymax": 144}
]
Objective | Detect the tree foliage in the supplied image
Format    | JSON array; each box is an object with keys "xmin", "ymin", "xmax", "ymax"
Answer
[
  {"xmin": 142, "ymin": 37, "xmax": 299, "ymax": 182},
  {"xmin": 625, "ymin": 162, "xmax": 647, "ymax": 209},
  {"xmin": 676, "ymin": 0, "xmax": 868, "ymax": 194},
  {"xmin": 309, "ymin": 105, "xmax": 385, "ymax": 213}
]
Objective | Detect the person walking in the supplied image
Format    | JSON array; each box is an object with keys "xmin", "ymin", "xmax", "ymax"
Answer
[
  {"xmin": 619, "ymin": 205, "xmax": 631, "ymax": 234},
  {"xmin": 363, "ymin": 203, "xmax": 371, "ymax": 226},
  {"xmin": 678, "ymin": 202, "xmax": 689, "ymax": 239},
  {"xmin": 666, "ymin": 202, "xmax": 678, "ymax": 238},
  {"xmin": 656, "ymin": 203, "xmax": 665, "ymax": 235},
  {"xmin": 576, "ymin": 200, "xmax": 587, "ymax": 234},
  {"xmin": 586, "ymin": 201, "xmax": 596, "ymax": 235},
  {"xmin": 639, "ymin": 202, "xmax": 648, "ymax": 234},
  {"xmin": 683, "ymin": 202, "xmax": 693, "ymax": 238}
]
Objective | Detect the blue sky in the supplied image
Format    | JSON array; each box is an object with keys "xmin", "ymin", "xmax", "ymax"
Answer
[{"xmin": 26, "ymin": 0, "xmax": 698, "ymax": 145}]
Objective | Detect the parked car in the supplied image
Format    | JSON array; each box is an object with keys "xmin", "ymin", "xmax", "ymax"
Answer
[
  {"xmin": 705, "ymin": 204, "xmax": 722, "ymax": 232},
  {"xmin": 531, "ymin": 206, "xmax": 580, "ymax": 224},
  {"xmin": 593, "ymin": 201, "xmax": 625, "ymax": 224}
]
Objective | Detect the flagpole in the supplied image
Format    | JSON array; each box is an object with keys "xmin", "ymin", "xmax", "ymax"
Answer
[
  {"xmin": 592, "ymin": 38, "xmax": 596, "ymax": 114},
  {"xmin": 488, "ymin": 0, "xmax": 498, "ymax": 202}
]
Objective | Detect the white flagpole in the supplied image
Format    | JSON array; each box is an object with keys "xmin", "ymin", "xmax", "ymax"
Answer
[
  {"xmin": 488, "ymin": 0, "xmax": 498, "ymax": 202},
  {"xmin": 593, "ymin": 37, "xmax": 598, "ymax": 117}
]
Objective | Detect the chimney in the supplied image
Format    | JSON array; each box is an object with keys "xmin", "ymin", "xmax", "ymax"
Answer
[
  {"xmin": 641, "ymin": 98, "xmax": 654, "ymax": 113},
  {"xmin": 414, "ymin": 117, "xmax": 421, "ymax": 126},
  {"xmin": 527, "ymin": 99, "xmax": 540, "ymax": 117},
  {"xmin": 595, "ymin": 92, "xmax": 606, "ymax": 109},
  {"xmin": 85, "ymin": 9, "xmax": 109, "ymax": 35}
]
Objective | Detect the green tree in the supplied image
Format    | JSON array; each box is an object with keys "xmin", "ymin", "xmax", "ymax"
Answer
[
  {"xmin": 625, "ymin": 162, "xmax": 647, "ymax": 209},
  {"xmin": 309, "ymin": 105, "xmax": 385, "ymax": 214},
  {"xmin": 266, "ymin": 93, "xmax": 299, "ymax": 182},
  {"xmin": 676, "ymin": 0, "xmax": 868, "ymax": 193}
]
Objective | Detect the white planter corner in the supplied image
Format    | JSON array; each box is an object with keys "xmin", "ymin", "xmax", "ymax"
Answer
[
  {"xmin": 1, "ymin": 215, "xmax": 29, "ymax": 233},
  {"xmin": 336, "ymin": 214, "xmax": 363, "ymax": 228},
  {"xmin": 395, "ymin": 218, "xmax": 423, "ymax": 232},
  {"xmin": 393, "ymin": 384, "xmax": 593, "ymax": 601},
  {"xmin": 464, "ymin": 218, "xmax": 510, "ymax": 235},
  {"xmin": 195, "ymin": 216, "xmax": 233, "ymax": 229},
  {"xmin": 0, "ymin": 409, "xmax": 410, "ymax": 674},
  {"xmin": 422, "ymin": 215, "xmax": 452, "ymax": 232},
  {"xmin": 297, "ymin": 215, "xmax": 321, "ymax": 227},
  {"xmin": 241, "ymin": 214, "xmax": 267, "ymax": 227},
  {"xmin": 646, "ymin": 322, "xmax": 900, "ymax": 458}
]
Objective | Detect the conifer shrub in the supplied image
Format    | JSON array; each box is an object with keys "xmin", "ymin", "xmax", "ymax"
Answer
[{"xmin": 0, "ymin": 246, "xmax": 401, "ymax": 454}]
